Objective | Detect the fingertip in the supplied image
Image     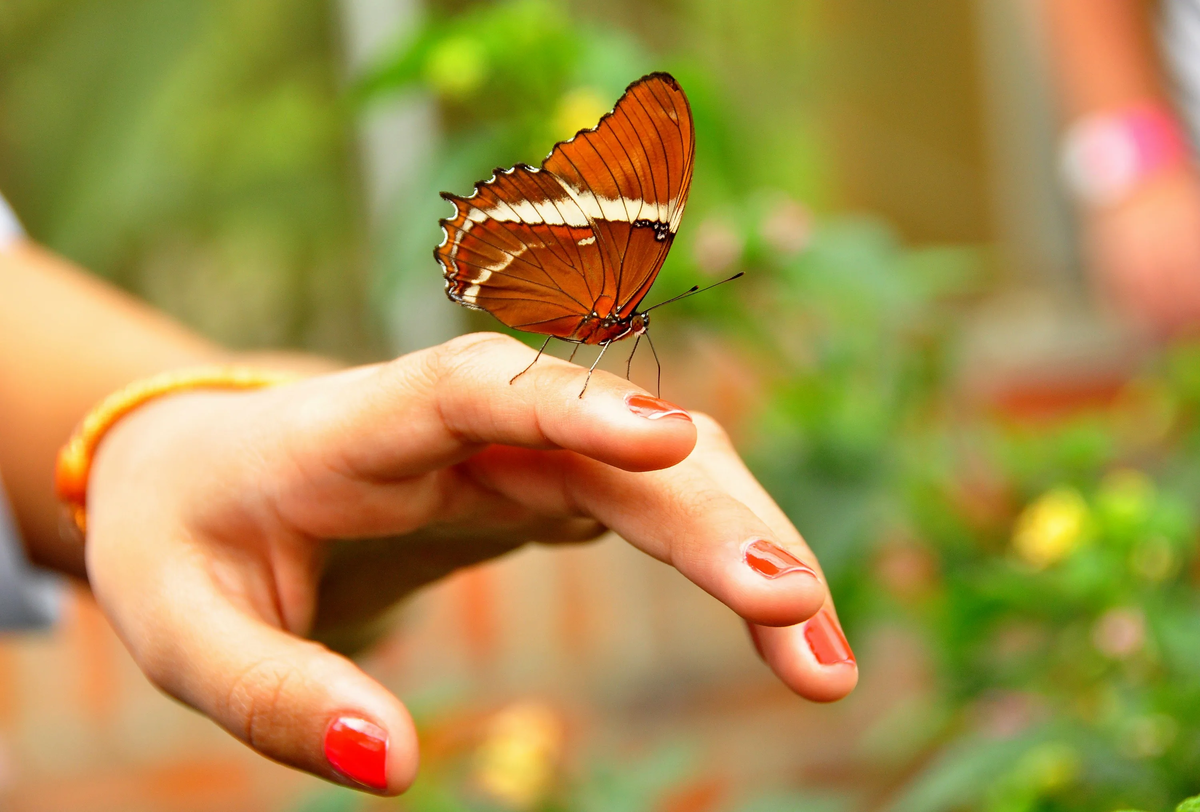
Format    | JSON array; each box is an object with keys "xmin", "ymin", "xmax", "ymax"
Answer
[
  {"xmin": 554, "ymin": 379, "xmax": 697, "ymax": 471},
  {"xmin": 798, "ymin": 664, "xmax": 859, "ymax": 704},
  {"xmin": 322, "ymin": 708, "xmax": 420, "ymax": 795},
  {"xmin": 620, "ymin": 392, "xmax": 697, "ymax": 467},
  {"xmin": 754, "ymin": 610, "xmax": 858, "ymax": 703},
  {"xmin": 318, "ymin": 670, "xmax": 420, "ymax": 795},
  {"xmin": 702, "ymin": 538, "xmax": 826, "ymax": 627},
  {"xmin": 385, "ymin": 709, "xmax": 421, "ymax": 794},
  {"xmin": 735, "ymin": 585, "xmax": 826, "ymax": 628},
  {"xmin": 623, "ymin": 392, "xmax": 692, "ymax": 423}
]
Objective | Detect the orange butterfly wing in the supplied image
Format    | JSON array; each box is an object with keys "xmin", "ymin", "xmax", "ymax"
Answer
[{"xmin": 436, "ymin": 73, "xmax": 694, "ymax": 342}]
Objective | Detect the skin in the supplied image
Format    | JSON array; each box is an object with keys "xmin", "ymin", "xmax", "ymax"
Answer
[
  {"xmin": 1085, "ymin": 167, "xmax": 1200, "ymax": 333},
  {"xmin": 0, "ymin": 239, "xmax": 855, "ymax": 795},
  {"xmin": 1045, "ymin": 0, "xmax": 1200, "ymax": 333}
]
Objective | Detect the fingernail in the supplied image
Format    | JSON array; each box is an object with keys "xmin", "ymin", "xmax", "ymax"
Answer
[
  {"xmin": 625, "ymin": 393, "xmax": 692, "ymax": 421},
  {"xmin": 324, "ymin": 716, "xmax": 388, "ymax": 790},
  {"xmin": 804, "ymin": 609, "xmax": 855, "ymax": 666},
  {"xmin": 744, "ymin": 539, "xmax": 818, "ymax": 580}
]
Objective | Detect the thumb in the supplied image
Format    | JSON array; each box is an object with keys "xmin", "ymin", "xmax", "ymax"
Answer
[{"xmin": 98, "ymin": 561, "xmax": 418, "ymax": 794}]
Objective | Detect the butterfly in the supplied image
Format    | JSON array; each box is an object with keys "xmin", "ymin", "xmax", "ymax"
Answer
[{"xmin": 436, "ymin": 72, "xmax": 732, "ymax": 396}]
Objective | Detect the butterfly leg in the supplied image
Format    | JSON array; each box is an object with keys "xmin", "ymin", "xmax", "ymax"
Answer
[
  {"xmin": 644, "ymin": 330, "xmax": 663, "ymax": 398},
  {"xmin": 625, "ymin": 334, "xmax": 641, "ymax": 380},
  {"xmin": 579, "ymin": 341, "xmax": 611, "ymax": 398},
  {"xmin": 510, "ymin": 335, "xmax": 553, "ymax": 385},
  {"xmin": 568, "ymin": 344, "xmax": 580, "ymax": 364}
]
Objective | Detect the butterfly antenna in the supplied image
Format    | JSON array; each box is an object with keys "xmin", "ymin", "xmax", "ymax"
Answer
[
  {"xmin": 511, "ymin": 336, "xmax": 552, "ymax": 385},
  {"xmin": 625, "ymin": 334, "xmax": 642, "ymax": 380},
  {"xmin": 642, "ymin": 272, "xmax": 745, "ymax": 314},
  {"xmin": 579, "ymin": 341, "xmax": 612, "ymax": 398},
  {"xmin": 644, "ymin": 330, "xmax": 662, "ymax": 398}
]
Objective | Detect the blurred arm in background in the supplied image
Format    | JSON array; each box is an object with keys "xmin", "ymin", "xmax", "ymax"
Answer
[{"xmin": 1044, "ymin": 0, "xmax": 1200, "ymax": 332}]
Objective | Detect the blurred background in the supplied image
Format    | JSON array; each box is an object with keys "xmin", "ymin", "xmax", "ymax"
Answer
[{"xmin": 4, "ymin": 0, "xmax": 1200, "ymax": 810}]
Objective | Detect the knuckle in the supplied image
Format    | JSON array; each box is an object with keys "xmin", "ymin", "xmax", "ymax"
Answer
[
  {"xmin": 662, "ymin": 521, "xmax": 706, "ymax": 568},
  {"xmin": 219, "ymin": 654, "xmax": 313, "ymax": 750},
  {"xmin": 432, "ymin": 332, "xmax": 521, "ymax": 380},
  {"xmin": 679, "ymin": 484, "xmax": 729, "ymax": 524},
  {"xmin": 420, "ymin": 333, "xmax": 527, "ymax": 412}
]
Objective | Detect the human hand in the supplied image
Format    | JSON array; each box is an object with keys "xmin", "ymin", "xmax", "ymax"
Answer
[
  {"xmin": 1084, "ymin": 165, "xmax": 1200, "ymax": 334},
  {"xmin": 83, "ymin": 333, "xmax": 854, "ymax": 794}
]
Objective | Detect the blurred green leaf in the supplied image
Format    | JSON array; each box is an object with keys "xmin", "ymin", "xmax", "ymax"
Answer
[{"xmin": 291, "ymin": 787, "xmax": 362, "ymax": 812}]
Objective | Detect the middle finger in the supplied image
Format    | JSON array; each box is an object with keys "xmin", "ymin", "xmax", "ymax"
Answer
[{"xmin": 463, "ymin": 423, "xmax": 827, "ymax": 629}]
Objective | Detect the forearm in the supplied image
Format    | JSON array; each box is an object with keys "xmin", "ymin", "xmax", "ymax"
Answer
[
  {"xmin": 0, "ymin": 241, "xmax": 227, "ymax": 574},
  {"xmin": 0, "ymin": 240, "xmax": 335, "ymax": 577},
  {"xmin": 1043, "ymin": 0, "xmax": 1167, "ymax": 117}
]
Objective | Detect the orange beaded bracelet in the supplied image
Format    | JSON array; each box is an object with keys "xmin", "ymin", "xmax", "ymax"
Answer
[{"xmin": 55, "ymin": 366, "xmax": 301, "ymax": 536}]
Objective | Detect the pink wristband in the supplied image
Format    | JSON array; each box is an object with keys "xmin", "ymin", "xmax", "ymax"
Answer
[{"xmin": 1060, "ymin": 103, "xmax": 1191, "ymax": 206}]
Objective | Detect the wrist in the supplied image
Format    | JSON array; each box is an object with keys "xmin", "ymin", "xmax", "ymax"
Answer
[
  {"xmin": 56, "ymin": 366, "xmax": 302, "ymax": 537},
  {"xmin": 1059, "ymin": 102, "xmax": 1192, "ymax": 208}
]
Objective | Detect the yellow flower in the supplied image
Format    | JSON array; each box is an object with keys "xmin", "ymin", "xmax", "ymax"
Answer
[
  {"xmin": 1012, "ymin": 487, "xmax": 1090, "ymax": 569},
  {"xmin": 474, "ymin": 701, "xmax": 564, "ymax": 809},
  {"xmin": 553, "ymin": 87, "xmax": 608, "ymax": 141}
]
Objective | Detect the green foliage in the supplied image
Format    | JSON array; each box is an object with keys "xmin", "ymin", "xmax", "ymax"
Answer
[
  {"xmin": 0, "ymin": 0, "xmax": 378, "ymax": 356},
  {"xmin": 736, "ymin": 792, "xmax": 854, "ymax": 812},
  {"xmin": 293, "ymin": 788, "xmax": 363, "ymax": 812},
  {"xmin": 360, "ymin": 0, "xmax": 650, "ymax": 152},
  {"xmin": 748, "ymin": 207, "xmax": 1200, "ymax": 809},
  {"xmin": 746, "ymin": 211, "xmax": 1200, "ymax": 807}
]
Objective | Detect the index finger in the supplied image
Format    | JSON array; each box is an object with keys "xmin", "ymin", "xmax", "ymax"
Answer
[{"xmin": 290, "ymin": 332, "xmax": 698, "ymax": 479}]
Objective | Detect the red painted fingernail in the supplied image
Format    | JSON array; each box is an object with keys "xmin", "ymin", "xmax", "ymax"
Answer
[
  {"xmin": 804, "ymin": 609, "xmax": 855, "ymax": 666},
  {"xmin": 324, "ymin": 716, "xmax": 388, "ymax": 790},
  {"xmin": 744, "ymin": 539, "xmax": 817, "ymax": 580},
  {"xmin": 625, "ymin": 393, "xmax": 692, "ymax": 421}
]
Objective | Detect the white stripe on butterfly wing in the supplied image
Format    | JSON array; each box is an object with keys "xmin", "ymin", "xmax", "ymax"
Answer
[{"xmin": 469, "ymin": 191, "xmax": 679, "ymax": 229}]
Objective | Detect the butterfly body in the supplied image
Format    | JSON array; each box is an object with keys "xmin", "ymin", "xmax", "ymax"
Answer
[
  {"xmin": 435, "ymin": 73, "xmax": 693, "ymax": 358},
  {"xmin": 568, "ymin": 310, "xmax": 649, "ymax": 345}
]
